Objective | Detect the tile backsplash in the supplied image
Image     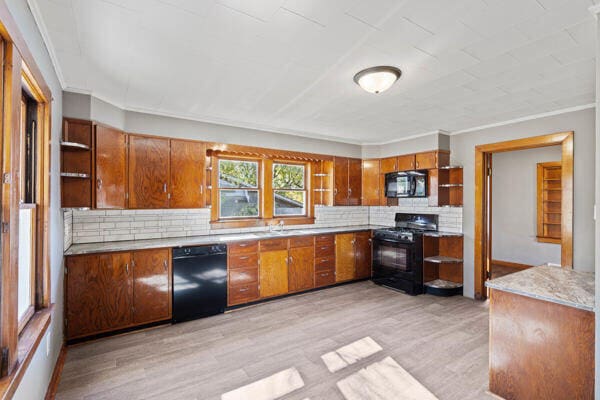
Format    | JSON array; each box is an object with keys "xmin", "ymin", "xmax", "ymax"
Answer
[{"xmin": 66, "ymin": 202, "xmax": 462, "ymax": 246}]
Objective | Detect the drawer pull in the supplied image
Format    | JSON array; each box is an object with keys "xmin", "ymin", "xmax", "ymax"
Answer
[
  {"xmin": 321, "ymin": 258, "xmax": 328, "ymax": 262},
  {"xmin": 320, "ymin": 246, "xmax": 328, "ymax": 250},
  {"xmin": 239, "ymin": 243, "xmax": 248, "ymax": 247},
  {"xmin": 320, "ymin": 273, "xmax": 329, "ymax": 277},
  {"xmin": 238, "ymin": 256, "xmax": 249, "ymax": 260},
  {"xmin": 239, "ymin": 287, "xmax": 249, "ymax": 292}
]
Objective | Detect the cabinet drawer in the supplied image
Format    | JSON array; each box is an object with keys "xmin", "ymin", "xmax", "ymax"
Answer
[
  {"xmin": 228, "ymin": 283, "xmax": 259, "ymax": 306},
  {"xmin": 260, "ymin": 238, "xmax": 288, "ymax": 252},
  {"xmin": 315, "ymin": 234, "xmax": 334, "ymax": 245},
  {"xmin": 289, "ymin": 236, "xmax": 314, "ymax": 248},
  {"xmin": 315, "ymin": 256, "xmax": 335, "ymax": 272},
  {"xmin": 228, "ymin": 241, "xmax": 258, "ymax": 255},
  {"xmin": 229, "ymin": 253, "xmax": 259, "ymax": 269},
  {"xmin": 315, "ymin": 243, "xmax": 335, "ymax": 258},
  {"xmin": 229, "ymin": 267, "xmax": 258, "ymax": 286},
  {"xmin": 315, "ymin": 269, "xmax": 336, "ymax": 288}
]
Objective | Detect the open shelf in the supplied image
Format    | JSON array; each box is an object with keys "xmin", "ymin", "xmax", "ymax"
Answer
[
  {"xmin": 424, "ymin": 279, "xmax": 463, "ymax": 289},
  {"xmin": 439, "ymin": 183, "xmax": 463, "ymax": 188},
  {"xmin": 61, "ymin": 141, "xmax": 91, "ymax": 151},
  {"xmin": 424, "ymin": 255, "xmax": 463, "ymax": 264},
  {"xmin": 439, "ymin": 165, "xmax": 463, "ymax": 170},
  {"xmin": 61, "ymin": 172, "xmax": 90, "ymax": 179}
]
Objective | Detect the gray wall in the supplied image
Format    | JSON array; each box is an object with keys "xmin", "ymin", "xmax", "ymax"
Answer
[
  {"xmin": 451, "ymin": 107, "xmax": 596, "ymax": 298},
  {"xmin": 491, "ymin": 146, "xmax": 562, "ymax": 266},
  {"xmin": 63, "ymin": 91, "xmax": 362, "ymax": 158},
  {"xmin": 6, "ymin": 0, "xmax": 64, "ymax": 399}
]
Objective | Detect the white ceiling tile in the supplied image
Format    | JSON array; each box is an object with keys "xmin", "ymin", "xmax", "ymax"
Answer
[
  {"xmin": 515, "ymin": 0, "xmax": 592, "ymax": 41},
  {"xmin": 463, "ymin": 27, "xmax": 530, "ymax": 61},
  {"xmin": 461, "ymin": 0, "xmax": 545, "ymax": 36},
  {"xmin": 509, "ymin": 31, "xmax": 576, "ymax": 62},
  {"xmin": 216, "ymin": 0, "xmax": 284, "ymax": 21}
]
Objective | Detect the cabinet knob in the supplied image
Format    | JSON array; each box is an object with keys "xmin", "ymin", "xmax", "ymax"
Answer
[
  {"xmin": 163, "ymin": 183, "xmax": 168, "ymax": 193},
  {"xmin": 415, "ymin": 161, "xmax": 419, "ymax": 169},
  {"xmin": 97, "ymin": 178, "xmax": 102, "ymax": 189},
  {"xmin": 163, "ymin": 260, "xmax": 168, "ymax": 271},
  {"xmin": 289, "ymin": 256, "xmax": 293, "ymax": 264},
  {"xmin": 125, "ymin": 263, "xmax": 129, "ymax": 274}
]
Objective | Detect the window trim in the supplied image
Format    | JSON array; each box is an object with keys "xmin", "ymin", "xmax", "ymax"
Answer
[
  {"xmin": 272, "ymin": 161, "xmax": 308, "ymax": 218},
  {"xmin": 210, "ymin": 156, "xmax": 315, "ymax": 228},
  {"xmin": 214, "ymin": 156, "xmax": 263, "ymax": 221}
]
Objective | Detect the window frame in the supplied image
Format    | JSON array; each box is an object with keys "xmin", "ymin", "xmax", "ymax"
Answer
[
  {"xmin": 215, "ymin": 156, "xmax": 263, "ymax": 220},
  {"xmin": 272, "ymin": 161, "xmax": 308, "ymax": 218}
]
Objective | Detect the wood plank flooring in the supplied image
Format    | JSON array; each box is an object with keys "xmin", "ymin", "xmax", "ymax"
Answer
[{"xmin": 56, "ymin": 282, "xmax": 492, "ymax": 400}]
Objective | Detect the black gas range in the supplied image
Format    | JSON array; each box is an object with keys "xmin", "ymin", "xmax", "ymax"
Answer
[{"xmin": 372, "ymin": 213, "xmax": 438, "ymax": 295}]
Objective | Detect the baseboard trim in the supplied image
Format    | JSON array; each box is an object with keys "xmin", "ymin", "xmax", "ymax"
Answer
[
  {"xmin": 491, "ymin": 259, "xmax": 534, "ymax": 271},
  {"xmin": 44, "ymin": 345, "xmax": 67, "ymax": 400}
]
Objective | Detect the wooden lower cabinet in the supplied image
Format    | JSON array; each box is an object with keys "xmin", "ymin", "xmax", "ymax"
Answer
[
  {"xmin": 335, "ymin": 233, "xmax": 356, "ymax": 282},
  {"xmin": 354, "ymin": 231, "xmax": 372, "ymax": 279},
  {"xmin": 259, "ymin": 250, "xmax": 289, "ymax": 298},
  {"xmin": 289, "ymin": 246, "xmax": 314, "ymax": 292},
  {"xmin": 132, "ymin": 249, "xmax": 171, "ymax": 324},
  {"xmin": 65, "ymin": 248, "xmax": 171, "ymax": 340}
]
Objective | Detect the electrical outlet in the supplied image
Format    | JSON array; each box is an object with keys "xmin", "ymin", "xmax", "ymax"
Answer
[{"xmin": 46, "ymin": 329, "xmax": 51, "ymax": 356}]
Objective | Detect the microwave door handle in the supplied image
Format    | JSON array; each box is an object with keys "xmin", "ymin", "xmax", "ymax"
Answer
[{"xmin": 410, "ymin": 178, "xmax": 416, "ymax": 196}]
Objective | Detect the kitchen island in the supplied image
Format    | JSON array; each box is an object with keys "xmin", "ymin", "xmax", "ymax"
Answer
[{"xmin": 486, "ymin": 265, "xmax": 594, "ymax": 400}]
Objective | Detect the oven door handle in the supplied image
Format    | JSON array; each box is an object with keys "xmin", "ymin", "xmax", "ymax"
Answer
[{"xmin": 373, "ymin": 238, "xmax": 414, "ymax": 247}]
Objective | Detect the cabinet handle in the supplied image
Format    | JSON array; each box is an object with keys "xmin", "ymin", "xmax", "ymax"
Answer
[
  {"xmin": 289, "ymin": 256, "xmax": 293, "ymax": 263},
  {"xmin": 125, "ymin": 263, "xmax": 129, "ymax": 274},
  {"xmin": 97, "ymin": 178, "xmax": 102, "ymax": 190},
  {"xmin": 239, "ymin": 287, "xmax": 249, "ymax": 292},
  {"xmin": 320, "ymin": 246, "xmax": 328, "ymax": 250},
  {"xmin": 334, "ymin": 188, "xmax": 338, "ymax": 195},
  {"xmin": 320, "ymin": 273, "xmax": 328, "ymax": 277},
  {"xmin": 415, "ymin": 161, "xmax": 419, "ymax": 169},
  {"xmin": 348, "ymin": 188, "xmax": 352, "ymax": 194},
  {"xmin": 200, "ymin": 185, "xmax": 203, "ymax": 195},
  {"xmin": 163, "ymin": 183, "xmax": 167, "ymax": 193},
  {"xmin": 238, "ymin": 256, "xmax": 249, "ymax": 260},
  {"xmin": 163, "ymin": 260, "xmax": 168, "ymax": 271},
  {"xmin": 321, "ymin": 258, "xmax": 328, "ymax": 262},
  {"xmin": 239, "ymin": 243, "xmax": 248, "ymax": 247}
]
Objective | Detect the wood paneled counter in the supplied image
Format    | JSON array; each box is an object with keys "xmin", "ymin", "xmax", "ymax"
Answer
[{"xmin": 485, "ymin": 266, "xmax": 594, "ymax": 399}]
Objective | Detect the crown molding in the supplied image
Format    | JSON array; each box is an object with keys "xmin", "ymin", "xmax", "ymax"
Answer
[
  {"xmin": 27, "ymin": 0, "xmax": 66, "ymax": 89},
  {"xmin": 450, "ymin": 104, "xmax": 596, "ymax": 135}
]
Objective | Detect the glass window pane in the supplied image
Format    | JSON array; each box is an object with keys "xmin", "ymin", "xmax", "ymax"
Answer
[
  {"xmin": 18, "ymin": 207, "xmax": 34, "ymax": 321},
  {"xmin": 273, "ymin": 163, "xmax": 304, "ymax": 189},
  {"xmin": 218, "ymin": 159, "xmax": 258, "ymax": 188},
  {"xmin": 274, "ymin": 190, "xmax": 305, "ymax": 216},
  {"xmin": 220, "ymin": 190, "xmax": 259, "ymax": 218}
]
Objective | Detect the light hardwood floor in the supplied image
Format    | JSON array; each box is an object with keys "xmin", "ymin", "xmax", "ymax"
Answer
[{"xmin": 56, "ymin": 282, "xmax": 492, "ymax": 400}]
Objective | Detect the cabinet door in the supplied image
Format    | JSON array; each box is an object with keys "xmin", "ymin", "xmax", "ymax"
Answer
[
  {"xmin": 132, "ymin": 249, "xmax": 171, "ymax": 324},
  {"xmin": 415, "ymin": 151, "xmax": 437, "ymax": 169},
  {"xmin": 348, "ymin": 158, "xmax": 362, "ymax": 206},
  {"xmin": 66, "ymin": 253, "xmax": 132, "ymax": 339},
  {"xmin": 334, "ymin": 157, "xmax": 348, "ymax": 206},
  {"xmin": 354, "ymin": 232, "xmax": 372, "ymax": 279},
  {"xmin": 397, "ymin": 154, "xmax": 416, "ymax": 171},
  {"xmin": 259, "ymin": 250, "xmax": 289, "ymax": 297},
  {"xmin": 128, "ymin": 135, "xmax": 170, "ymax": 208},
  {"xmin": 170, "ymin": 139, "xmax": 205, "ymax": 208},
  {"xmin": 361, "ymin": 160, "xmax": 380, "ymax": 206},
  {"xmin": 95, "ymin": 125, "xmax": 127, "ymax": 209},
  {"xmin": 380, "ymin": 157, "xmax": 397, "ymax": 174},
  {"xmin": 335, "ymin": 233, "xmax": 355, "ymax": 282},
  {"xmin": 289, "ymin": 246, "xmax": 314, "ymax": 292}
]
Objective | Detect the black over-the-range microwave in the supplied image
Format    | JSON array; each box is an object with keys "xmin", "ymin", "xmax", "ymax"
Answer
[{"xmin": 384, "ymin": 170, "xmax": 428, "ymax": 198}]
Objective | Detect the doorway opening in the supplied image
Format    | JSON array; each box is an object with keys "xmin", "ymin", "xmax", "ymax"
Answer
[{"xmin": 474, "ymin": 132, "xmax": 574, "ymax": 299}]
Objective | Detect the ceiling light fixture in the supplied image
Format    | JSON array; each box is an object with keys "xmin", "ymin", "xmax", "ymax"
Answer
[{"xmin": 353, "ymin": 66, "xmax": 402, "ymax": 94}]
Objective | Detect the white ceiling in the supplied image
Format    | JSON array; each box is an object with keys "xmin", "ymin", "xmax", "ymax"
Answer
[{"xmin": 32, "ymin": 0, "xmax": 597, "ymax": 144}]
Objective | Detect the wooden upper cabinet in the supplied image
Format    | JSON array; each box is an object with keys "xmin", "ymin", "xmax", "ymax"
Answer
[
  {"xmin": 335, "ymin": 233, "xmax": 355, "ymax": 282},
  {"xmin": 354, "ymin": 231, "xmax": 372, "ymax": 279},
  {"xmin": 170, "ymin": 139, "xmax": 205, "ymax": 208},
  {"xmin": 95, "ymin": 125, "xmax": 127, "ymax": 209},
  {"xmin": 334, "ymin": 157, "xmax": 349, "ymax": 206},
  {"xmin": 362, "ymin": 160, "xmax": 380, "ymax": 206},
  {"xmin": 132, "ymin": 249, "xmax": 171, "ymax": 324},
  {"xmin": 128, "ymin": 135, "xmax": 170, "ymax": 209},
  {"xmin": 66, "ymin": 252, "xmax": 132, "ymax": 340},
  {"xmin": 415, "ymin": 151, "xmax": 437, "ymax": 169},
  {"xmin": 259, "ymin": 249, "xmax": 289, "ymax": 298},
  {"xmin": 397, "ymin": 154, "xmax": 415, "ymax": 171},
  {"xmin": 288, "ymin": 245, "xmax": 314, "ymax": 292},
  {"xmin": 380, "ymin": 157, "xmax": 398, "ymax": 174},
  {"xmin": 348, "ymin": 158, "xmax": 362, "ymax": 206}
]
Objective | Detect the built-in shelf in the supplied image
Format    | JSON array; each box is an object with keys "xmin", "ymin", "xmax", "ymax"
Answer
[
  {"xmin": 313, "ymin": 173, "xmax": 329, "ymax": 177},
  {"xmin": 438, "ymin": 183, "xmax": 463, "ymax": 188},
  {"xmin": 61, "ymin": 172, "xmax": 90, "ymax": 179},
  {"xmin": 424, "ymin": 255, "xmax": 463, "ymax": 264},
  {"xmin": 424, "ymin": 279, "xmax": 463, "ymax": 289},
  {"xmin": 61, "ymin": 141, "xmax": 90, "ymax": 151},
  {"xmin": 61, "ymin": 207, "xmax": 91, "ymax": 211},
  {"xmin": 313, "ymin": 188, "xmax": 331, "ymax": 192}
]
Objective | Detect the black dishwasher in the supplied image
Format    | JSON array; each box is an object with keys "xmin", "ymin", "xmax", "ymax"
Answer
[{"xmin": 172, "ymin": 244, "xmax": 227, "ymax": 323}]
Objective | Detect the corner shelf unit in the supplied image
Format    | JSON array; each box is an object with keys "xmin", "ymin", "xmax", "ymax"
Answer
[
  {"xmin": 437, "ymin": 166, "xmax": 463, "ymax": 207},
  {"xmin": 423, "ymin": 234, "xmax": 464, "ymax": 296},
  {"xmin": 61, "ymin": 118, "xmax": 94, "ymax": 208},
  {"xmin": 312, "ymin": 160, "xmax": 334, "ymax": 206}
]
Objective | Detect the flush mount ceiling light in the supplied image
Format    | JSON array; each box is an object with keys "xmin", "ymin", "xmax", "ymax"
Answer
[{"xmin": 353, "ymin": 66, "xmax": 402, "ymax": 94}]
